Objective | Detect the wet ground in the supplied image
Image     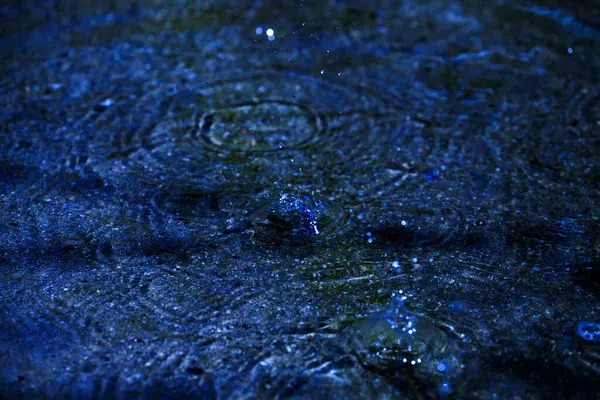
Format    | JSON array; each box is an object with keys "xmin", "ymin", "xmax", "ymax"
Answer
[{"xmin": 1, "ymin": 0, "xmax": 599, "ymax": 398}]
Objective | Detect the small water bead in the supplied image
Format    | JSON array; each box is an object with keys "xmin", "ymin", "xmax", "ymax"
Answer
[
  {"xmin": 440, "ymin": 382, "xmax": 453, "ymax": 396},
  {"xmin": 100, "ymin": 98, "xmax": 114, "ymax": 107},
  {"xmin": 425, "ymin": 169, "xmax": 441, "ymax": 181}
]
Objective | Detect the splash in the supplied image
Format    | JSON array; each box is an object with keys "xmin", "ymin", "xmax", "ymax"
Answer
[
  {"xmin": 252, "ymin": 192, "xmax": 327, "ymax": 244},
  {"xmin": 349, "ymin": 295, "xmax": 464, "ymax": 396}
]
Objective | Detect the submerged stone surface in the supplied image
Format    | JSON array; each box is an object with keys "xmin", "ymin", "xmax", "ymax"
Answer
[{"xmin": 1, "ymin": 0, "xmax": 599, "ymax": 398}]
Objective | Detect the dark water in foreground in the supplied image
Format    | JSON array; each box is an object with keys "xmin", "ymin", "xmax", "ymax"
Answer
[{"xmin": 1, "ymin": 0, "xmax": 599, "ymax": 398}]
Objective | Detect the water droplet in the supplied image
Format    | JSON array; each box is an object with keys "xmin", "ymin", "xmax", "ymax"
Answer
[
  {"xmin": 440, "ymin": 382, "xmax": 453, "ymax": 395},
  {"xmin": 251, "ymin": 193, "xmax": 343, "ymax": 245},
  {"xmin": 100, "ymin": 98, "xmax": 114, "ymax": 107}
]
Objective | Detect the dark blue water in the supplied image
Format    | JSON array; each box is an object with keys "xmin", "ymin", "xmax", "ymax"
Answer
[{"xmin": 1, "ymin": 0, "xmax": 599, "ymax": 398}]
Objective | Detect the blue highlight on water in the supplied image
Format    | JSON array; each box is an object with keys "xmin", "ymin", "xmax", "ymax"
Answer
[{"xmin": 576, "ymin": 322, "xmax": 600, "ymax": 342}]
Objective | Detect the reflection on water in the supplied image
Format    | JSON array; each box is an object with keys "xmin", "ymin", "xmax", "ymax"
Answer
[{"xmin": 0, "ymin": 0, "xmax": 599, "ymax": 398}]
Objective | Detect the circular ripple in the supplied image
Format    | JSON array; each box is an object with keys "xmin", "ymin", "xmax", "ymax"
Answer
[
  {"xmin": 87, "ymin": 70, "xmax": 405, "ymax": 208},
  {"xmin": 86, "ymin": 70, "xmax": 455, "ymax": 219},
  {"xmin": 199, "ymin": 99, "xmax": 325, "ymax": 152},
  {"xmin": 88, "ymin": 70, "xmax": 391, "ymax": 162},
  {"xmin": 184, "ymin": 71, "xmax": 394, "ymax": 156}
]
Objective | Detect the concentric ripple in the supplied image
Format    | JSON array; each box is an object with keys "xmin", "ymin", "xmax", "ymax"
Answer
[
  {"xmin": 187, "ymin": 71, "xmax": 395, "ymax": 156},
  {"xmin": 199, "ymin": 99, "xmax": 324, "ymax": 152},
  {"xmin": 347, "ymin": 296, "xmax": 464, "ymax": 397},
  {"xmin": 86, "ymin": 69, "xmax": 416, "ymax": 213},
  {"xmin": 89, "ymin": 70, "xmax": 392, "ymax": 163}
]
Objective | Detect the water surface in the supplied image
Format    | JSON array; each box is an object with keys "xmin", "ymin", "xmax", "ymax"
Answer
[{"xmin": 1, "ymin": 0, "xmax": 599, "ymax": 398}]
